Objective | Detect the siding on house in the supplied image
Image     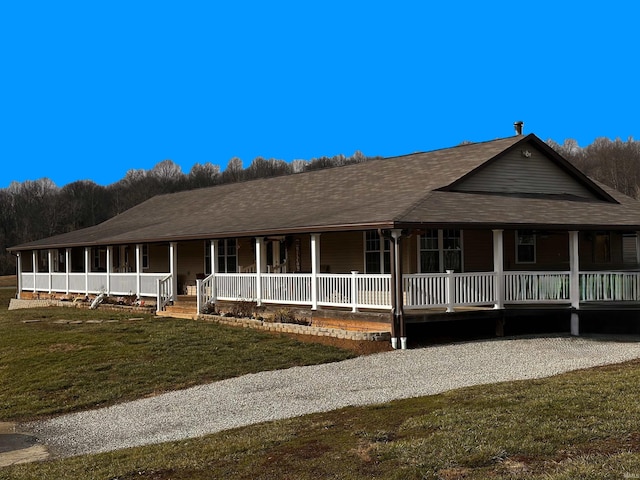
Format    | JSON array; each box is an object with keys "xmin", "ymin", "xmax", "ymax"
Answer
[
  {"xmin": 176, "ymin": 240, "xmax": 206, "ymax": 289},
  {"xmin": 316, "ymin": 232, "xmax": 364, "ymax": 273},
  {"xmin": 463, "ymin": 229, "xmax": 493, "ymax": 272},
  {"xmin": 452, "ymin": 141, "xmax": 598, "ymax": 199},
  {"xmin": 148, "ymin": 243, "xmax": 169, "ymax": 273}
]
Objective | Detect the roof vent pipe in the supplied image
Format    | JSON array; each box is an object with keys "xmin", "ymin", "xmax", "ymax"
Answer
[{"xmin": 514, "ymin": 121, "xmax": 524, "ymax": 136}]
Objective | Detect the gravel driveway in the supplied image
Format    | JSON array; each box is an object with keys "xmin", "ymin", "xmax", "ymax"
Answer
[{"xmin": 22, "ymin": 335, "xmax": 640, "ymax": 458}]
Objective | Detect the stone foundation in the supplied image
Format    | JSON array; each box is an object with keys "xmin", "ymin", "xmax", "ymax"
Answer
[
  {"xmin": 8, "ymin": 298, "xmax": 154, "ymax": 314},
  {"xmin": 199, "ymin": 313, "xmax": 391, "ymax": 342}
]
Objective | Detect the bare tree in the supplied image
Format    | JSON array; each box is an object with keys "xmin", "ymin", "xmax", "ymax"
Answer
[
  {"xmin": 221, "ymin": 157, "xmax": 244, "ymax": 183},
  {"xmin": 188, "ymin": 162, "xmax": 220, "ymax": 188}
]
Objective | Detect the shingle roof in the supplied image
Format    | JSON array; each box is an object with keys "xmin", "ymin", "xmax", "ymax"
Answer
[{"xmin": 11, "ymin": 134, "xmax": 640, "ymax": 251}]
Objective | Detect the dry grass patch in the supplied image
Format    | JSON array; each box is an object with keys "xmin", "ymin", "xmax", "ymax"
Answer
[{"xmin": 0, "ymin": 275, "xmax": 16, "ymax": 288}]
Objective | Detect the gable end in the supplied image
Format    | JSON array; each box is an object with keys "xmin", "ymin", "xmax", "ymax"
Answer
[{"xmin": 444, "ymin": 135, "xmax": 617, "ymax": 202}]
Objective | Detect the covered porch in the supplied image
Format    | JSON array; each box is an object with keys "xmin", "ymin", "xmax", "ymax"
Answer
[{"xmin": 14, "ymin": 227, "xmax": 640, "ymax": 345}]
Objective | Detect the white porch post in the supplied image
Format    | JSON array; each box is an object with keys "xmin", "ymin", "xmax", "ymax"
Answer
[
  {"xmin": 47, "ymin": 249, "xmax": 53, "ymax": 293},
  {"xmin": 255, "ymin": 237, "xmax": 264, "ymax": 306},
  {"xmin": 210, "ymin": 240, "xmax": 218, "ymax": 301},
  {"xmin": 569, "ymin": 231, "xmax": 580, "ymax": 309},
  {"xmin": 135, "ymin": 244, "xmax": 142, "ymax": 298},
  {"xmin": 310, "ymin": 234, "xmax": 321, "ymax": 310},
  {"xmin": 65, "ymin": 248, "xmax": 71, "ymax": 294},
  {"xmin": 84, "ymin": 247, "xmax": 90, "ymax": 295},
  {"xmin": 170, "ymin": 242, "xmax": 177, "ymax": 300},
  {"xmin": 493, "ymin": 229, "xmax": 504, "ymax": 309},
  {"xmin": 16, "ymin": 252, "xmax": 22, "ymax": 299},
  {"xmin": 106, "ymin": 246, "xmax": 112, "ymax": 295},
  {"xmin": 445, "ymin": 270, "xmax": 455, "ymax": 313},
  {"xmin": 32, "ymin": 251, "xmax": 37, "ymax": 293},
  {"xmin": 569, "ymin": 230, "xmax": 580, "ymax": 336}
]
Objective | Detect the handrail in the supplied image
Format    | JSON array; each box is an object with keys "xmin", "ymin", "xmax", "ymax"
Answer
[{"xmin": 156, "ymin": 274, "xmax": 173, "ymax": 313}]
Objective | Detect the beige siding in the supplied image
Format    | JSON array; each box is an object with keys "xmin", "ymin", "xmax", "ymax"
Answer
[
  {"xmin": 453, "ymin": 141, "xmax": 597, "ymax": 199},
  {"xmin": 463, "ymin": 230, "xmax": 493, "ymax": 272},
  {"xmin": 237, "ymin": 237, "xmax": 254, "ymax": 271},
  {"xmin": 405, "ymin": 234, "xmax": 418, "ymax": 274},
  {"xmin": 176, "ymin": 240, "xmax": 206, "ymax": 289},
  {"xmin": 319, "ymin": 232, "xmax": 364, "ymax": 273},
  {"xmin": 147, "ymin": 243, "xmax": 169, "ymax": 273}
]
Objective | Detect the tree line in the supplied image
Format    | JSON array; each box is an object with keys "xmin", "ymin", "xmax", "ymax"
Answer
[
  {"xmin": 0, "ymin": 152, "xmax": 371, "ymax": 275},
  {"xmin": 2, "ymin": 137, "xmax": 640, "ymax": 276}
]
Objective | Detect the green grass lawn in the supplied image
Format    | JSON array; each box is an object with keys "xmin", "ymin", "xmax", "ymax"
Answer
[
  {"xmin": 3, "ymin": 287, "xmax": 640, "ymax": 479},
  {"xmin": 0, "ymin": 289, "xmax": 354, "ymax": 421},
  {"xmin": 5, "ymin": 359, "xmax": 640, "ymax": 479}
]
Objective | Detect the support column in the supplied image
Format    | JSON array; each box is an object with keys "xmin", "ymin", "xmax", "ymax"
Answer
[
  {"xmin": 210, "ymin": 240, "xmax": 218, "ymax": 302},
  {"xmin": 106, "ymin": 246, "xmax": 112, "ymax": 295},
  {"xmin": 16, "ymin": 252, "xmax": 22, "ymax": 299},
  {"xmin": 390, "ymin": 229, "xmax": 406, "ymax": 349},
  {"xmin": 84, "ymin": 247, "xmax": 90, "ymax": 295},
  {"xmin": 65, "ymin": 248, "xmax": 71, "ymax": 294},
  {"xmin": 170, "ymin": 242, "xmax": 178, "ymax": 300},
  {"xmin": 493, "ymin": 229, "xmax": 504, "ymax": 310},
  {"xmin": 255, "ymin": 237, "xmax": 264, "ymax": 305},
  {"xmin": 310, "ymin": 234, "xmax": 321, "ymax": 310},
  {"xmin": 569, "ymin": 230, "xmax": 580, "ymax": 336},
  {"xmin": 47, "ymin": 249, "xmax": 53, "ymax": 293},
  {"xmin": 32, "ymin": 251, "xmax": 37, "ymax": 293},
  {"xmin": 135, "ymin": 244, "xmax": 142, "ymax": 299}
]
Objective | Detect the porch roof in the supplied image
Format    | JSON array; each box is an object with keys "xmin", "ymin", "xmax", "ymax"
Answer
[{"xmin": 10, "ymin": 134, "xmax": 640, "ymax": 251}]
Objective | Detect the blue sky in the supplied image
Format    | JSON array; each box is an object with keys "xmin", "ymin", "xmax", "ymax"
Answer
[{"xmin": 1, "ymin": 1, "xmax": 638, "ymax": 188}]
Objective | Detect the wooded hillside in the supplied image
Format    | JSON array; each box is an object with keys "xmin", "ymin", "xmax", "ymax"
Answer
[
  {"xmin": 0, "ymin": 152, "xmax": 371, "ymax": 275},
  {"xmin": 2, "ymin": 137, "xmax": 639, "ymax": 275}
]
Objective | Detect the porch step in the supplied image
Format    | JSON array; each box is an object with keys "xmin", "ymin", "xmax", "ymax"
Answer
[{"xmin": 160, "ymin": 295, "xmax": 198, "ymax": 319}]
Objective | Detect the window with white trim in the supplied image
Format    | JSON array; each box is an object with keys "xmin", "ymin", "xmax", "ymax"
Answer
[
  {"xmin": 217, "ymin": 239, "xmax": 238, "ymax": 273},
  {"xmin": 142, "ymin": 244, "xmax": 149, "ymax": 270},
  {"xmin": 516, "ymin": 230, "xmax": 536, "ymax": 263},
  {"xmin": 593, "ymin": 231, "xmax": 611, "ymax": 263},
  {"xmin": 364, "ymin": 231, "xmax": 390, "ymax": 273},
  {"xmin": 419, "ymin": 229, "xmax": 463, "ymax": 272}
]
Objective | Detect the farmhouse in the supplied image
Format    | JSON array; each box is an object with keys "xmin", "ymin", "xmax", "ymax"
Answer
[{"xmin": 9, "ymin": 127, "xmax": 640, "ymax": 348}]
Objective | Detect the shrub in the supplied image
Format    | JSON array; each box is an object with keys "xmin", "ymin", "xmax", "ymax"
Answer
[{"xmin": 269, "ymin": 308, "xmax": 311, "ymax": 326}]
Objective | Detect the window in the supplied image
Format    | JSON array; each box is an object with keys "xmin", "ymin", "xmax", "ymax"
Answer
[
  {"xmin": 419, "ymin": 229, "xmax": 463, "ymax": 272},
  {"xmin": 443, "ymin": 229, "xmax": 462, "ymax": 271},
  {"xmin": 93, "ymin": 247, "xmax": 106, "ymax": 271},
  {"xmin": 205, "ymin": 241, "xmax": 211, "ymax": 275},
  {"xmin": 364, "ymin": 231, "xmax": 390, "ymax": 273},
  {"xmin": 217, "ymin": 239, "xmax": 238, "ymax": 273},
  {"xmin": 516, "ymin": 230, "xmax": 536, "ymax": 263},
  {"xmin": 419, "ymin": 229, "xmax": 439, "ymax": 272},
  {"xmin": 593, "ymin": 231, "xmax": 611, "ymax": 263},
  {"xmin": 38, "ymin": 250, "xmax": 48, "ymax": 273},
  {"xmin": 142, "ymin": 244, "xmax": 149, "ymax": 270}
]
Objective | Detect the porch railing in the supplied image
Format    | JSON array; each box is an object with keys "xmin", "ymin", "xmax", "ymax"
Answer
[
  {"xmin": 21, "ymin": 269, "xmax": 640, "ymax": 314},
  {"xmin": 25, "ymin": 272, "xmax": 170, "ymax": 298},
  {"xmin": 580, "ymin": 272, "xmax": 640, "ymax": 301},
  {"xmin": 403, "ymin": 272, "xmax": 497, "ymax": 310},
  {"xmin": 157, "ymin": 274, "xmax": 173, "ymax": 312},
  {"xmin": 261, "ymin": 273, "xmax": 312, "ymax": 305},
  {"xmin": 504, "ymin": 272, "xmax": 570, "ymax": 303}
]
